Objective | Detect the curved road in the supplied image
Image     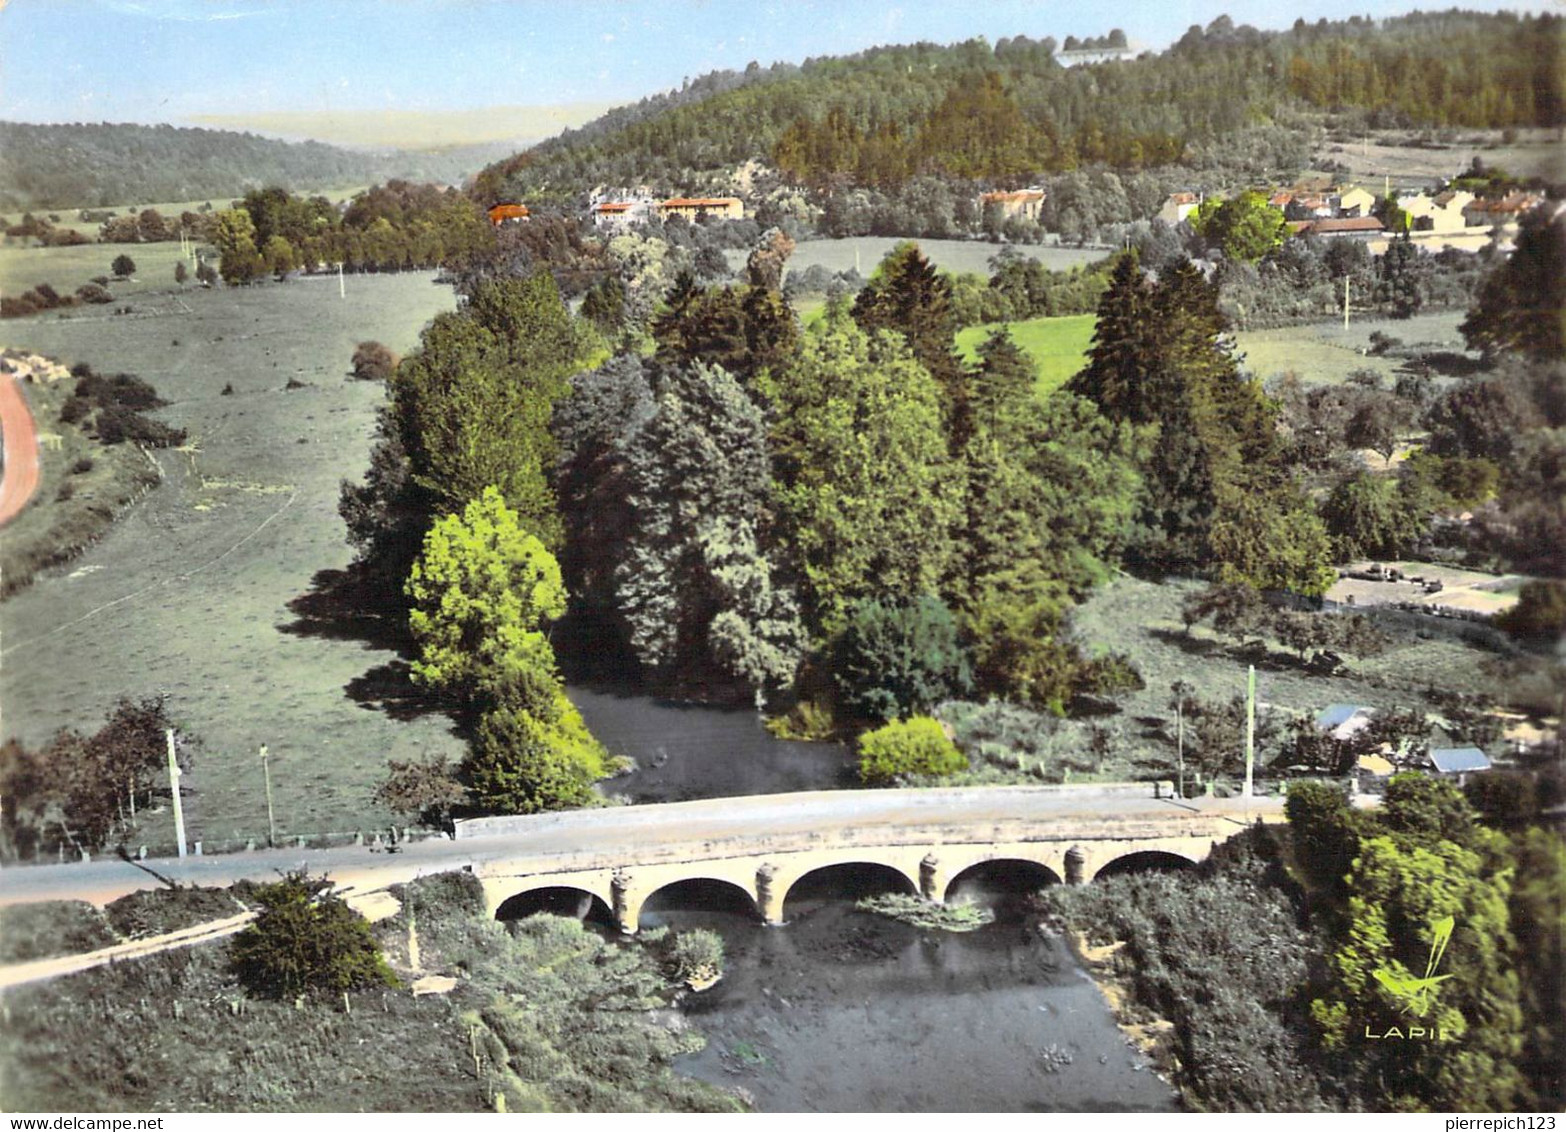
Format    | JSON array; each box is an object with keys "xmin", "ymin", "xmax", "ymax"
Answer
[
  {"xmin": 0, "ymin": 374, "xmax": 40, "ymax": 526},
  {"xmin": 0, "ymin": 785, "xmax": 1289, "ymax": 909}
]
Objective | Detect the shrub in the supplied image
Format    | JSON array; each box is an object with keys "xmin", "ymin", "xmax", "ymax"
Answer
[
  {"xmin": 650, "ymin": 927, "xmax": 725, "ymax": 988},
  {"xmin": 94, "ymin": 405, "xmax": 186, "ymax": 448},
  {"xmin": 350, "ymin": 340, "xmax": 399, "ymax": 381},
  {"xmin": 1495, "ymin": 580, "xmax": 1566, "ymax": 646},
  {"xmin": 70, "ymin": 456, "xmax": 94, "ymax": 475},
  {"xmin": 110, "ymin": 254, "xmax": 136, "ymax": 279},
  {"xmin": 74, "ymin": 283, "xmax": 112, "ymax": 305},
  {"xmin": 229, "ymin": 872, "xmax": 398, "ymax": 1001},
  {"xmin": 857, "ymin": 715, "xmax": 967, "ymax": 785},
  {"xmin": 834, "ymin": 596, "xmax": 972, "ymax": 722}
]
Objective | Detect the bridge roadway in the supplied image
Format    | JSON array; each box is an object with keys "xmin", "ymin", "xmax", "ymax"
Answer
[{"xmin": 0, "ymin": 785, "xmax": 1285, "ymax": 929}]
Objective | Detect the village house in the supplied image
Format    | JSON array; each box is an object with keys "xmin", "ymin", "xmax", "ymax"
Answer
[
  {"xmin": 1462, "ymin": 191, "xmax": 1544, "ymax": 229},
  {"xmin": 1157, "ymin": 191, "xmax": 1200, "ymax": 226},
  {"xmin": 657, "ymin": 196, "xmax": 744, "ymax": 222},
  {"xmin": 979, "ymin": 188, "xmax": 1046, "ymax": 224},
  {"xmin": 1399, "ymin": 190, "xmax": 1473, "ymax": 234},
  {"xmin": 486, "ymin": 202, "xmax": 529, "ymax": 227},
  {"xmin": 591, "ymin": 198, "xmax": 654, "ymax": 231},
  {"xmin": 1335, "ymin": 185, "xmax": 1377, "ymax": 218}
]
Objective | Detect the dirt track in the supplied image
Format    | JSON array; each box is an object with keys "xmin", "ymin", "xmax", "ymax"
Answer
[{"xmin": 0, "ymin": 376, "xmax": 39, "ymax": 526}]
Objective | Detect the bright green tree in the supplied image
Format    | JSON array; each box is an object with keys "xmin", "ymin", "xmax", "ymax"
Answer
[
  {"xmin": 211, "ymin": 208, "xmax": 263, "ymax": 283},
  {"xmin": 1192, "ymin": 191, "xmax": 1289, "ymax": 263},
  {"xmin": 405, "ymin": 487, "xmax": 566, "ymax": 696}
]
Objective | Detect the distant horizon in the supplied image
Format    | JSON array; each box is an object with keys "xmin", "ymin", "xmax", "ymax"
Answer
[{"xmin": 0, "ymin": 0, "xmax": 1546, "ymax": 150}]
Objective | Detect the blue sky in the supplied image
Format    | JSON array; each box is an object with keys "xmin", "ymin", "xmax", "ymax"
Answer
[{"xmin": 0, "ymin": 0, "xmax": 1543, "ymax": 128}]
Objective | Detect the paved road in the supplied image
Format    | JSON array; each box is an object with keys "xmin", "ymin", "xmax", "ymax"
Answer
[
  {"xmin": 0, "ymin": 375, "xmax": 40, "ymax": 526},
  {"xmin": 0, "ymin": 786, "xmax": 1287, "ymax": 909}
]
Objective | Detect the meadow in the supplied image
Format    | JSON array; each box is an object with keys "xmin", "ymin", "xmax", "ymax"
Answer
[
  {"xmin": 955, "ymin": 313, "xmax": 1096, "ymax": 394},
  {"xmin": 0, "ymin": 270, "xmax": 462, "ymax": 852},
  {"xmin": 1233, "ymin": 309, "xmax": 1468, "ymax": 385}
]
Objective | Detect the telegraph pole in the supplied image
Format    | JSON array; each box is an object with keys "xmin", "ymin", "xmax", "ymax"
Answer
[
  {"xmin": 260, "ymin": 744, "xmax": 276, "ymax": 848},
  {"xmin": 1243, "ymin": 665, "xmax": 1257, "ymax": 799},
  {"xmin": 166, "ymin": 729, "xmax": 187, "ymax": 858},
  {"xmin": 1344, "ymin": 277, "xmax": 1351, "ymax": 329}
]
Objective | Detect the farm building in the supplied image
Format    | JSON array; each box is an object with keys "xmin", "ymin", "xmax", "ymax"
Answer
[
  {"xmin": 1317, "ymin": 703, "xmax": 1377, "ymax": 742},
  {"xmin": 979, "ymin": 189, "xmax": 1046, "ymax": 224},
  {"xmin": 1429, "ymin": 746, "xmax": 1492, "ymax": 782},
  {"xmin": 1288, "ymin": 216, "xmax": 1385, "ymax": 240},
  {"xmin": 1462, "ymin": 192, "xmax": 1544, "ymax": 228},
  {"xmin": 1157, "ymin": 192, "xmax": 1200, "ymax": 225},
  {"xmin": 657, "ymin": 196, "xmax": 744, "ymax": 222},
  {"xmin": 591, "ymin": 200, "xmax": 651, "ymax": 230},
  {"xmin": 487, "ymin": 202, "xmax": 530, "ymax": 226},
  {"xmin": 1400, "ymin": 190, "xmax": 1473, "ymax": 234},
  {"xmin": 1335, "ymin": 185, "xmax": 1377, "ymax": 217}
]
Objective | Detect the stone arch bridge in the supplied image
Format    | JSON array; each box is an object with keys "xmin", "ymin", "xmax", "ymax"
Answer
[{"xmin": 455, "ymin": 784, "xmax": 1283, "ymax": 933}]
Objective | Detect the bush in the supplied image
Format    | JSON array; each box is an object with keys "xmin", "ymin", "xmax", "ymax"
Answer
[
  {"xmin": 350, "ymin": 340, "xmax": 399, "ymax": 381},
  {"xmin": 110, "ymin": 254, "xmax": 136, "ymax": 279},
  {"xmin": 229, "ymin": 872, "xmax": 398, "ymax": 1001},
  {"xmin": 74, "ymin": 283, "xmax": 112, "ymax": 305},
  {"xmin": 1495, "ymin": 580, "xmax": 1566, "ymax": 646},
  {"xmin": 94, "ymin": 405, "xmax": 186, "ymax": 448},
  {"xmin": 650, "ymin": 927, "xmax": 725, "ymax": 988},
  {"xmin": 69, "ymin": 456, "xmax": 94, "ymax": 475},
  {"xmin": 857, "ymin": 715, "xmax": 967, "ymax": 785}
]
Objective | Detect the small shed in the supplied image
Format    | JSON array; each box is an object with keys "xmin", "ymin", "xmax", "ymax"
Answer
[
  {"xmin": 1317, "ymin": 704, "xmax": 1376, "ymax": 741},
  {"xmin": 1429, "ymin": 747, "xmax": 1491, "ymax": 781}
]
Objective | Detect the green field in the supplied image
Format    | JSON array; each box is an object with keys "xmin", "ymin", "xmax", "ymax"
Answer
[
  {"xmin": 0, "ymin": 271, "xmax": 461, "ymax": 851},
  {"xmin": 956, "ymin": 313, "xmax": 1097, "ymax": 394},
  {"xmin": 1234, "ymin": 310, "xmax": 1470, "ymax": 385}
]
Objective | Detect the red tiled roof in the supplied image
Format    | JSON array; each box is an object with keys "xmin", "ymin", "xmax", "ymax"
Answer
[
  {"xmin": 594, "ymin": 202, "xmax": 634, "ymax": 212},
  {"xmin": 1302, "ymin": 217, "xmax": 1385, "ymax": 234},
  {"xmin": 1167, "ymin": 192, "xmax": 1198, "ymax": 204},
  {"xmin": 487, "ymin": 203, "xmax": 529, "ymax": 222},
  {"xmin": 981, "ymin": 190, "xmax": 1045, "ymax": 203}
]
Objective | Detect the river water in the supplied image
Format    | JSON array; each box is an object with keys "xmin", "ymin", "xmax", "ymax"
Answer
[{"xmin": 555, "ymin": 690, "xmax": 1176, "ymax": 1111}]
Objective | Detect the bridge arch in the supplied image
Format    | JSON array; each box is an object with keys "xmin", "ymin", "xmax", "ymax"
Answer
[
  {"xmin": 1092, "ymin": 849, "xmax": 1198, "ymax": 882},
  {"xmin": 634, "ymin": 876, "xmax": 760, "ymax": 927},
  {"xmin": 943, "ymin": 857, "xmax": 1062, "ymax": 903},
  {"xmin": 780, "ymin": 860, "xmax": 920, "ymax": 920},
  {"xmin": 495, "ymin": 884, "xmax": 615, "ymax": 925}
]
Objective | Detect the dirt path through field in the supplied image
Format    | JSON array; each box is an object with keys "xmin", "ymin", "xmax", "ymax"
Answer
[{"xmin": 0, "ymin": 376, "xmax": 40, "ymax": 526}]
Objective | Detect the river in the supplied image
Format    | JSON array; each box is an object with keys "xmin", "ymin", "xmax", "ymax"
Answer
[{"xmin": 555, "ymin": 691, "xmax": 1178, "ymax": 1112}]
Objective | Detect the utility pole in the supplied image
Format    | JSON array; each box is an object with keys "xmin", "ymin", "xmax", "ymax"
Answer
[
  {"xmin": 166, "ymin": 729, "xmax": 187, "ymax": 858},
  {"xmin": 338, "ymin": 261, "xmax": 345, "ymax": 300},
  {"xmin": 1176, "ymin": 697, "xmax": 1185, "ymax": 800},
  {"xmin": 1244, "ymin": 665, "xmax": 1256, "ymax": 799},
  {"xmin": 1343, "ymin": 277, "xmax": 1351, "ymax": 330},
  {"xmin": 260, "ymin": 744, "xmax": 276, "ymax": 848}
]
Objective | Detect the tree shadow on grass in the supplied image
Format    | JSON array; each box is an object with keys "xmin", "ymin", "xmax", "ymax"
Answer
[
  {"xmin": 278, "ymin": 565, "xmax": 455, "ymax": 723},
  {"xmin": 1146, "ymin": 627, "xmax": 1226, "ymax": 657}
]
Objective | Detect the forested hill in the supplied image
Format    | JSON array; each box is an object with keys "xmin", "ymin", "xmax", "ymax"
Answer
[
  {"xmin": 476, "ymin": 9, "xmax": 1562, "ymax": 203},
  {"xmin": 0, "ymin": 122, "xmax": 503, "ymax": 210}
]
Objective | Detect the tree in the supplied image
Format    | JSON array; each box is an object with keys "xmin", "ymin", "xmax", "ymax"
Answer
[
  {"xmin": 1461, "ymin": 203, "xmax": 1565, "ymax": 361},
  {"xmin": 211, "ymin": 208, "xmax": 263, "ymax": 283},
  {"xmin": 1320, "ymin": 471, "xmax": 1422, "ymax": 560},
  {"xmin": 173, "ymin": 261, "xmax": 187, "ymax": 286},
  {"xmin": 262, "ymin": 234, "xmax": 297, "ymax": 279},
  {"xmin": 833, "ymin": 596, "xmax": 972, "ymax": 722},
  {"xmin": 374, "ymin": 755, "xmax": 466, "ymax": 826},
  {"xmin": 857, "ymin": 716, "xmax": 967, "ymax": 785},
  {"xmin": 850, "ymin": 241, "xmax": 966, "ymax": 438},
  {"xmin": 467, "ymin": 674, "xmax": 609, "ymax": 814},
  {"xmin": 391, "ymin": 273, "xmax": 587, "ymax": 548},
  {"xmin": 1378, "ymin": 231, "xmax": 1424, "ymax": 318},
  {"xmin": 765, "ymin": 306, "xmax": 963, "ymax": 635},
  {"xmin": 1192, "ymin": 191, "xmax": 1288, "ymax": 263},
  {"xmin": 110, "ymin": 253, "xmax": 136, "ymax": 279},
  {"xmin": 1495, "ymin": 580, "xmax": 1566, "ymax": 645},
  {"xmin": 229, "ymin": 872, "xmax": 398, "ymax": 1001},
  {"xmin": 405, "ymin": 487, "xmax": 567, "ymax": 698},
  {"xmin": 612, "ymin": 359, "xmax": 804, "ymax": 689}
]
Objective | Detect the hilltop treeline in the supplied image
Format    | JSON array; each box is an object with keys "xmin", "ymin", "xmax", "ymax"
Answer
[
  {"xmin": 0, "ymin": 122, "xmax": 505, "ymax": 211},
  {"xmin": 477, "ymin": 10, "xmax": 1562, "ymax": 203}
]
